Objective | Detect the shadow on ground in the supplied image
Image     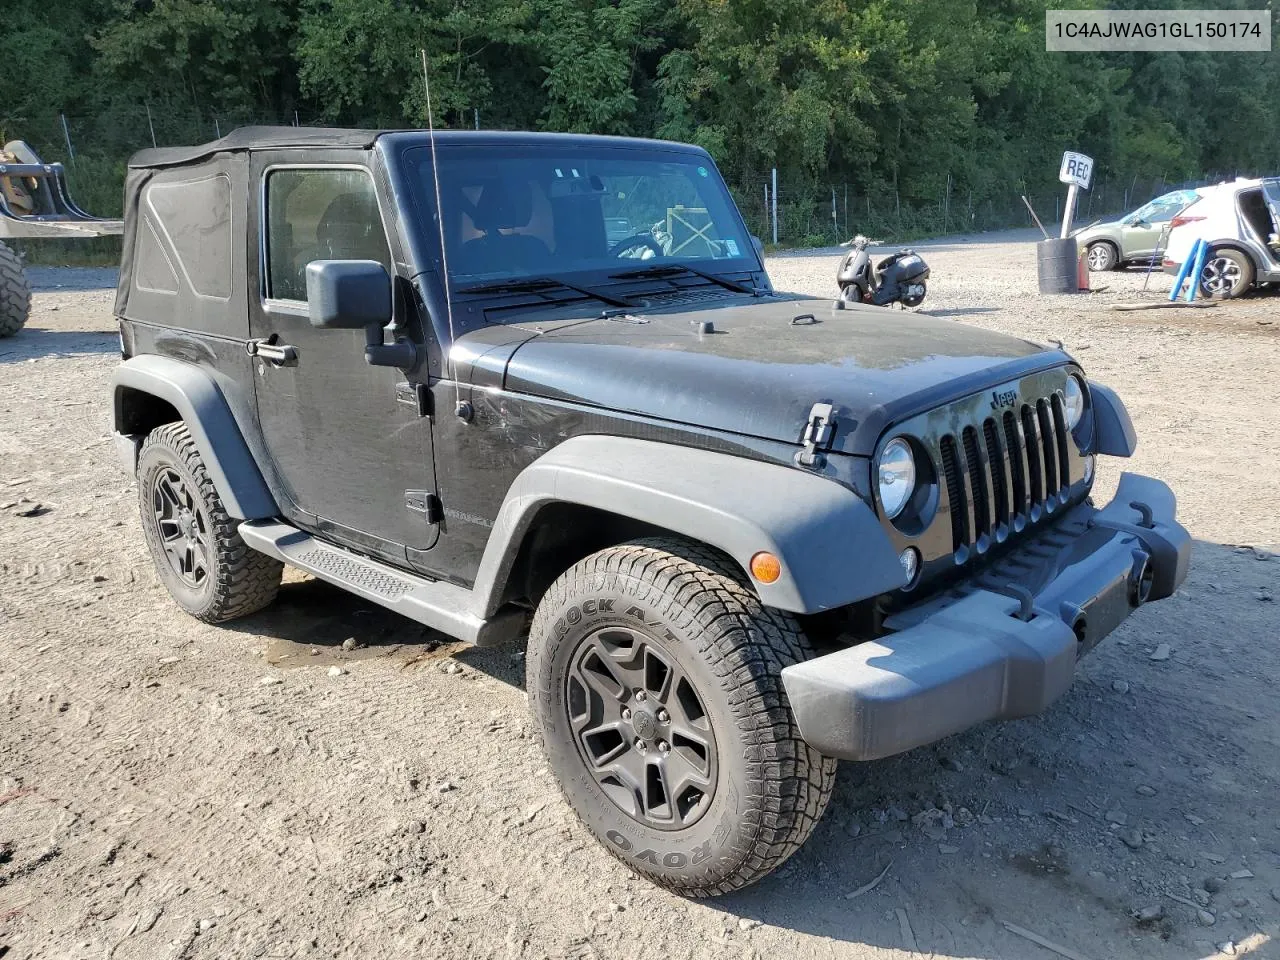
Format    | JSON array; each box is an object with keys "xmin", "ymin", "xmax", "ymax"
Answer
[
  {"xmin": 23, "ymin": 266, "xmax": 119, "ymax": 292},
  {"xmin": 919, "ymin": 306, "xmax": 1000, "ymax": 318},
  {"xmin": 0, "ymin": 326, "xmax": 118, "ymax": 363},
  {"xmin": 239, "ymin": 576, "xmax": 527, "ymax": 688}
]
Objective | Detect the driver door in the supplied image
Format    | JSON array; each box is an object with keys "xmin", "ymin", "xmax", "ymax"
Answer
[
  {"xmin": 247, "ymin": 154, "xmax": 438, "ymax": 565},
  {"xmin": 1124, "ymin": 216, "xmax": 1164, "ymax": 260}
]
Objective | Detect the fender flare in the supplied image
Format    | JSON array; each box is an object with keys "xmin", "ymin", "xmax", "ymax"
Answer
[
  {"xmin": 1087, "ymin": 381, "xmax": 1137, "ymax": 458},
  {"xmin": 471, "ymin": 435, "xmax": 905, "ymax": 617},
  {"xmin": 110, "ymin": 354, "xmax": 278, "ymax": 520}
]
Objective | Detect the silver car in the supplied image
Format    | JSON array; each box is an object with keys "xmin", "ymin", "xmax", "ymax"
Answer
[{"xmin": 1075, "ymin": 189, "xmax": 1199, "ymax": 271}]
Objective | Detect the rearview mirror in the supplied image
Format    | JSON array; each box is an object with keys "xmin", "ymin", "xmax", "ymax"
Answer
[
  {"xmin": 306, "ymin": 260, "xmax": 392, "ymax": 330},
  {"xmin": 751, "ymin": 235, "xmax": 764, "ymax": 256}
]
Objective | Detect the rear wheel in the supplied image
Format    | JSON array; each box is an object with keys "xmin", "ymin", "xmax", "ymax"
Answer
[
  {"xmin": 137, "ymin": 421, "xmax": 282, "ymax": 622},
  {"xmin": 0, "ymin": 241, "xmax": 31, "ymax": 337},
  {"xmin": 1086, "ymin": 241, "xmax": 1117, "ymax": 272},
  {"xmin": 527, "ymin": 537, "xmax": 836, "ymax": 896},
  {"xmin": 1199, "ymin": 248, "xmax": 1253, "ymax": 299}
]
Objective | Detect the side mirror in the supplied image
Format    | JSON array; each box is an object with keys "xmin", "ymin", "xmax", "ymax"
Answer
[
  {"xmin": 751, "ymin": 235, "xmax": 765, "ymax": 256},
  {"xmin": 306, "ymin": 259, "xmax": 392, "ymax": 329},
  {"xmin": 305, "ymin": 260, "xmax": 417, "ymax": 369}
]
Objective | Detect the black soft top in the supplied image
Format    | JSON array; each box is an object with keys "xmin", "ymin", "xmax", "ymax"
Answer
[
  {"xmin": 128, "ymin": 126, "xmax": 383, "ymax": 169},
  {"xmin": 128, "ymin": 126, "xmax": 706, "ymax": 170}
]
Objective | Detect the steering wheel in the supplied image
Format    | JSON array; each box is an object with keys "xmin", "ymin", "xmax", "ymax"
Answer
[{"xmin": 609, "ymin": 233, "xmax": 665, "ymax": 259}]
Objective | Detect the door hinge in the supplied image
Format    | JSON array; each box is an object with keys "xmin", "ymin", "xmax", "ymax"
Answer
[
  {"xmin": 798, "ymin": 401, "xmax": 836, "ymax": 467},
  {"xmin": 405, "ymin": 491, "xmax": 443, "ymax": 524},
  {"xmin": 396, "ymin": 381, "xmax": 432, "ymax": 417}
]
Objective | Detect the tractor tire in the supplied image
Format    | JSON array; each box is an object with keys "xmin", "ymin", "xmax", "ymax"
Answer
[
  {"xmin": 137, "ymin": 421, "xmax": 283, "ymax": 622},
  {"xmin": 0, "ymin": 241, "xmax": 31, "ymax": 338},
  {"xmin": 527, "ymin": 536, "xmax": 837, "ymax": 896}
]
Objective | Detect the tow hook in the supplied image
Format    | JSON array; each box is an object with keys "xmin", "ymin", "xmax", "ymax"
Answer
[{"xmin": 1128, "ymin": 549, "xmax": 1153, "ymax": 606}]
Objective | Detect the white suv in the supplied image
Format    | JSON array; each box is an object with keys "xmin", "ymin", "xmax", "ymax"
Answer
[{"xmin": 1163, "ymin": 177, "xmax": 1280, "ymax": 298}]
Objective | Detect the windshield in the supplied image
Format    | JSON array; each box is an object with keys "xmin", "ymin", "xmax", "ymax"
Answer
[
  {"xmin": 1130, "ymin": 190, "xmax": 1197, "ymax": 224},
  {"xmin": 404, "ymin": 143, "xmax": 757, "ymax": 288}
]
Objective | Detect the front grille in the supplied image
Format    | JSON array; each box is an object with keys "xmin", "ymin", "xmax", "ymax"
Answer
[{"xmin": 940, "ymin": 391, "xmax": 1072, "ymax": 555}]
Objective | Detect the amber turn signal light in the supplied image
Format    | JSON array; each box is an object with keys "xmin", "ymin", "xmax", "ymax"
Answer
[{"xmin": 750, "ymin": 551, "xmax": 782, "ymax": 584}]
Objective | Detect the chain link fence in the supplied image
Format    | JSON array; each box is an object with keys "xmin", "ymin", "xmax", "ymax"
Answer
[{"xmin": 735, "ymin": 169, "xmax": 1261, "ymax": 249}]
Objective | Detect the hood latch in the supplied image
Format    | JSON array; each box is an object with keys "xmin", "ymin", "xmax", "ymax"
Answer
[{"xmin": 798, "ymin": 401, "xmax": 835, "ymax": 467}]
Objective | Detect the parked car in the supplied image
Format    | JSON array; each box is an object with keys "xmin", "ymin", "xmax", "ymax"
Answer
[
  {"xmin": 1075, "ymin": 189, "xmax": 1198, "ymax": 272},
  {"xmin": 1163, "ymin": 176, "xmax": 1280, "ymax": 298},
  {"xmin": 109, "ymin": 126, "xmax": 1190, "ymax": 895}
]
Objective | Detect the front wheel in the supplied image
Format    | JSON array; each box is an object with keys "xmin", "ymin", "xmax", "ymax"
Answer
[
  {"xmin": 1199, "ymin": 248, "xmax": 1254, "ymax": 299},
  {"xmin": 527, "ymin": 538, "xmax": 836, "ymax": 896},
  {"xmin": 137, "ymin": 421, "xmax": 283, "ymax": 622},
  {"xmin": 838, "ymin": 282, "xmax": 864, "ymax": 305},
  {"xmin": 1086, "ymin": 241, "xmax": 1117, "ymax": 272}
]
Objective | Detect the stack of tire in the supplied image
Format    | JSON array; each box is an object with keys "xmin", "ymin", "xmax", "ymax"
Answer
[{"xmin": 0, "ymin": 240, "xmax": 31, "ymax": 337}]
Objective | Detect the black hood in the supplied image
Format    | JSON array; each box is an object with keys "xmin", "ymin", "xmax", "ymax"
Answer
[{"xmin": 455, "ymin": 295, "xmax": 1071, "ymax": 456}]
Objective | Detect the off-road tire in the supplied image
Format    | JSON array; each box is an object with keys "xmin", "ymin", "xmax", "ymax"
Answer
[
  {"xmin": 0, "ymin": 241, "xmax": 31, "ymax": 338},
  {"xmin": 1199, "ymin": 247, "xmax": 1254, "ymax": 300},
  {"xmin": 527, "ymin": 537, "xmax": 837, "ymax": 896},
  {"xmin": 137, "ymin": 421, "xmax": 282, "ymax": 622},
  {"xmin": 1085, "ymin": 241, "xmax": 1117, "ymax": 272}
]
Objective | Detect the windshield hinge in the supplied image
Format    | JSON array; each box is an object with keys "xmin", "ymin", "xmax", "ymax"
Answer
[
  {"xmin": 396, "ymin": 381, "xmax": 431, "ymax": 418},
  {"xmin": 798, "ymin": 401, "xmax": 836, "ymax": 467}
]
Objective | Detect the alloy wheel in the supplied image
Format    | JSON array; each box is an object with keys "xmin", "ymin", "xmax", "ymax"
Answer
[
  {"xmin": 1087, "ymin": 244, "xmax": 1113, "ymax": 270},
  {"xmin": 1201, "ymin": 256, "xmax": 1241, "ymax": 296},
  {"xmin": 565, "ymin": 627, "xmax": 718, "ymax": 830},
  {"xmin": 151, "ymin": 467, "xmax": 212, "ymax": 588}
]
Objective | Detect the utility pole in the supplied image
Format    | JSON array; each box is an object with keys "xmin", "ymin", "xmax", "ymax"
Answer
[{"xmin": 771, "ymin": 167, "xmax": 778, "ymax": 245}]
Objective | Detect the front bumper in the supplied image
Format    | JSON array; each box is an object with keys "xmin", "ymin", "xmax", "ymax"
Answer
[{"xmin": 781, "ymin": 472, "xmax": 1190, "ymax": 761}]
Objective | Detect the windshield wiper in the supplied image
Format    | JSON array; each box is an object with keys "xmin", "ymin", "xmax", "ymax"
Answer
[
  {"xmin": 609, "ymin": 262, "xmax": 758, "ymax": 295},
  {"xmin": 456, "ymin": 276, "xmax": 633, "ymax": 308}
]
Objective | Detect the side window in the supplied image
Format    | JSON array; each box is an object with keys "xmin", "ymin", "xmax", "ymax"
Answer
[{"xmin": 265, "ymin": 168, "xmax": 391, "ymax": 302}]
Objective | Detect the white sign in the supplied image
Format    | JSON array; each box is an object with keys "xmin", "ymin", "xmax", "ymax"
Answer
[{"xmin": 1059, "ymin": 151, "xmax": 1093, "ymax": 189}]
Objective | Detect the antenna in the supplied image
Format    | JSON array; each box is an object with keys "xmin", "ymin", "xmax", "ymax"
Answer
[{"xmin": 421, "ymin": 49, "xmax": 464, "ymax": 417}]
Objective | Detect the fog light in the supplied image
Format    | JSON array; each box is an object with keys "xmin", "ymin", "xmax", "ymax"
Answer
[
  {"xmin": 899, "ymin": 547, "xmax": 920, "ymax": 588},
  {"xmin": 750, "ymin": 551, "xmax": 782, "ymax": 584}
]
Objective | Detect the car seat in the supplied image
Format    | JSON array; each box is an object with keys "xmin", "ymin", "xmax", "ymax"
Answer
[
  {"xmin": 1264, "ymin": 182, "xmax": 1280, "ymax": 259},
  {"xmin": 458, "ymin": 180, "xmax": 551, "ymax": 276},
  {"xmin": 316, "ymin": 191, "xmax": 388, "ymax": 264}
]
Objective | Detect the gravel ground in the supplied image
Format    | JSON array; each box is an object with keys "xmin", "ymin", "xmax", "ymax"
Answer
[{"xmin": 2, "ymin": 234, "xmax": 1279, "ymax": 960}]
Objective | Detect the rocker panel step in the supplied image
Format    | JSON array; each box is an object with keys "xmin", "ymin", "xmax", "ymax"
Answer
[{"xmin": 238, "ymin": 520, "xmax": 523, "ymax": 646}]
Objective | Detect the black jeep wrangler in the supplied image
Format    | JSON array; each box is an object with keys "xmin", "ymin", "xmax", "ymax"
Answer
[{"xmin": 110, "ymin": 126, "xmax": 1190, "ymax": 895}]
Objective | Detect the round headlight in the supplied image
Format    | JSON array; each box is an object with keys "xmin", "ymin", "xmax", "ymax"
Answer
[
  {"xmin": 878, "ymin": 437, "xmax": 916, "ymax": 519},
  {"xmin": 1063, "ymin": 376, "xmax": 1086, "ymax": 431}
]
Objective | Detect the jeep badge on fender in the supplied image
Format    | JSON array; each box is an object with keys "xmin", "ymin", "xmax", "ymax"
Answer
[{"xmin": 109, "ymin": 125, "xmax": 1191, "ymax": 895}]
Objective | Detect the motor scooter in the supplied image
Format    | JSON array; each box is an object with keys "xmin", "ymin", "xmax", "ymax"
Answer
[{"xmin": 836, "ymin": 235, "xmax": 929, "ymax": 307}]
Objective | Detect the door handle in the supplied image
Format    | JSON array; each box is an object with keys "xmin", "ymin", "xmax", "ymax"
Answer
[{"xmin": 246, "ymin": 337, "xmax": 298, "ymax": 366}]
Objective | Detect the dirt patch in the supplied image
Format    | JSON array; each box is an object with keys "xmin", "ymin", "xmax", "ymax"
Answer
[{"xmin": 2, "ymin": 241, "xmax": 1278, "ymax": 960}]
